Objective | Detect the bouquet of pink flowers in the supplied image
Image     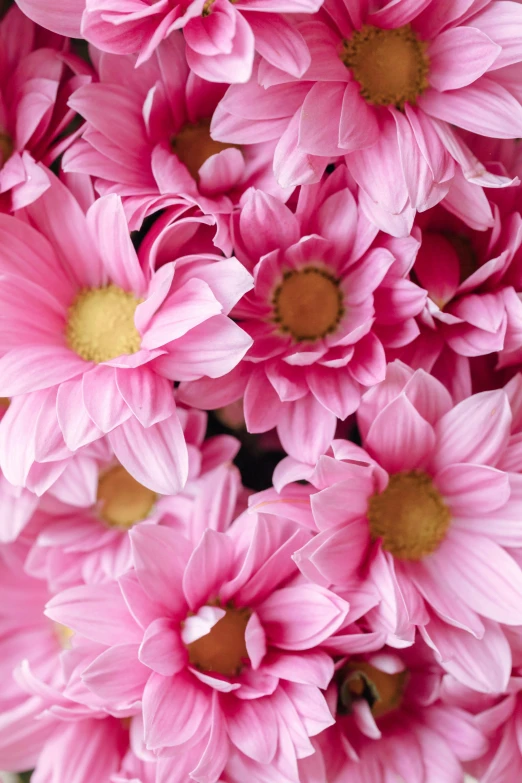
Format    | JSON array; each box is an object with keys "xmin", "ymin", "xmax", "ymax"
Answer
[{"xmin": 2, "ymin": 0, "xmax": 522, "ymax": 781}]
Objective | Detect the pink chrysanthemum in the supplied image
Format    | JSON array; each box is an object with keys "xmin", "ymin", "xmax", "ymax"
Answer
[
  {"xmin": 212, "ymin": 0, "xmax": 522, "ymax": 234},
  {"xmin": 0, "ymin": 6, "xmax": 91, "ymax": 210},
  {"xmin": 45, "ymin": 514, "xmax": 349, "ymax": 783},
  {"xmin": 396, "ymin": 189, "xmax": 522, "ymax": 401},
  {"xmin": 0, "ymin": 540, "xmax": 152, "ymax": 781},
  {"xmin": 265, "ymin": 361, "xmax": 522, "ymax": 692},
  {"xmin": 16, "ymin": 0, "xmax": 320, "ymax": 82},
  {"xmin": 0, "ymin": 170, "xmax": 253, "ymax": 495},
  {"xmin": 458, "ymin": 627, "xmax": 522, "ymax": 783},
  {"xmin": 63, "ymin": 34, "xmax": 290, "ymax": 232},
  {"xmin": 299, "ymin": 639, "xmax": 487, "ymax": 783},
  {"xmin": 179, "ymin": 169, "xmax": 426, "ymax": 463}
]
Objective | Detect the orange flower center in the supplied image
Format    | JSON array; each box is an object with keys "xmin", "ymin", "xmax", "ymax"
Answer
[
  {"xmin": 187, "ymin": 606, "xmax": 251, "ymax": 677},
  {"xmin": 66, "ymin": 284, "xmax": 142, "ymax": 363},
  {"xmin": 97, "ymin": 465, "xmax": 157, "ymax": 529},
  {"xmin": 339, "ymin": 660, "xmax": 409, "ymax": 719},
  {"xmin": 171, "ymin": 120, "xmax": 240, "ymax": 181},
  {"xmin": 342, "ymin": 24, "xmax": 429, "ymax": 108},
  {"xmin": 368, "ymin": 470, "xmax": 451, "ymax": 560},
  {"xmin": 0, "ymin": 397, "xmax": 9, "ymax": 409},
  {"xmin": 272, "ymin": 267, "xmax": 344, "ymax": 341}
]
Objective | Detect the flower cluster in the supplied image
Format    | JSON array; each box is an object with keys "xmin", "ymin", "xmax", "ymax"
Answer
[{"xmin": 2, "ymin": 0, "xmax": 522, "ymax": 781}]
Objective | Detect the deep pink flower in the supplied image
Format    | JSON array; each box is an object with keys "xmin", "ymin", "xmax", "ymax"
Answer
[
  {"xmin": 179, "ymin": 169, "xmax": 426, "ymax": 463},
  {"xmin": 17, "ymin": 0, "xmax": 320, "ymax": 83},
  {"xmin": 0, "ymin": 170, "xmax": 252, "ymax": 495},
  {"xmin": 299, "ymin": 640, "xmax": 487, "ymax": 783},
  {"xmin": 45, "ymin": 514, "xmax": 349, "ymax": 783},
  {"xmin": 63, "ymin": 34, "xmax": 290, "ymax": 232},
  {"xmin": 263, "ymin": 361, "xmax": 522, "ymax": 692},
  {"xmin": 0, "ymin": 6, "xmax": 91, "ymax": 210},
  {"xmin": 395, "ymin": 191, "xmax": 522, "ymax": 402},
  {"xmin": 212, "ymin": 0, "xmax": 522, "ymax": 235}
]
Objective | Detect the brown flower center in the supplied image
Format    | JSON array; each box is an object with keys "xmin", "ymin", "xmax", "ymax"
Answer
[
  {"xmin": 171, "ymin": 120, "xmax": 240, "ymax": 181},
  {"xmin": 342, "ymin": 24, "xmax": 429, "ymax": 108},
  {"xmin": 445, "ymin": 232, "xmax": 479, "ymax": 283},
  {"xmin": 0, "ymin": 131, "xmax": 13, "ymax": 167},
  {"xmin": 66, "ymin": 284, "xmax": 142, "ymax": 363},
  {"xmin": 187, "ymin": 606, "xmax": 251, "ymax": 677},
  {"xmin": 97, "ymin": 466, "xmax": 157, "ymax": 530},
  {"xmin": 272, "ymin": 267, "xmax": 344, "ymax": 341},
  {"xmin": 339, "ymin": 660, "xmax": 409, "ymax": 719},
  {"xmin": 368, "ymin": 470, "xmax": 451, "ymax": 560},
  {"xmin": 0, "ymin": 397, "xmax": 9, "ymax": 409}
]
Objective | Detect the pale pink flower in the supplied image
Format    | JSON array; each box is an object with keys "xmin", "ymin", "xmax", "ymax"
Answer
[
  {"xmin": 0, "ymin": 539, "xmax": 154, "ymax": 780},
  {"xmin": 0, "ymin": 170, "xmax": 252, "ymax": 495},
  {"xmin": 458, "ymin": 627, "xmax": 522, "ymax": 783},
  {"xmin": 179, "ymin": 169, "xmax": 426, "ymax": 463},
  {"xmin": 0, "ymin": 6, "xmax": 92, "ymax": 210},
  {"xmin": 20, "ymin": 428, "xmax": 240, "ymax": 592},
  {"xmin": 299, "ymin": 639, "xmax": 487, "ymax": 783},
  {"xmin": 17, "ymin": 0, "xmax": 320, "ymax": 82},
  {"xmin": 45, "ymin": 514, "xmax": 349, "ymax": 783},
  {"xmin": 263, "ymin": 361, "xmax": 522, "ymax": 692},
  {"xmin": 212, "ymin": 0, "xmax": 522, "ymax": 235},
  {"xmin": 63, "ymin": 34, "xmax": 290, "ymax": 232}
]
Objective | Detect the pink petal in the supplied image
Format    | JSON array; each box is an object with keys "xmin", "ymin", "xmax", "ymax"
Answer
[
  {"xmin": 182, "ymin": 528, "xmax": 235, "ymax": 611},
  {"xmin": 258, "ymin": 584, "xmax": 348, "ymax": 650},
  {"xmin": 0, "ymin": 346, "xmax": 85, "ymax": 396},
  {"xmin": 139, "ymin": 617, "xmax": 187, "ymax": 676},
  {"xmin": 428, "ymin": 26, "xmax": 501, "ymax": 91},
  {"xmin": 143, "ymin": 671, "xmax": 209, "ymax": 750},
  {"xmin": 435, "ymin": 530, "xmax": 522, "ymax": 624},
  {"xmin": 419, "ymin": 77, "xmax": 522, "ymax": 138},
  {"xmin": 129, "ymin": 525, "xmax": 191, "ymax": 618},
  {"xmin": 432, "ymin": 389, "xmax": 511, "ymax": 469},
  {"xmin": 225, "ymin": 697, "xmax": 278, "ymax": 764},
  {"xmin": 45, "ymin": 582, "xmax": 141, "ymax": 646},
  {"xmin": 365, "ymin": 393, "xmax": 436, "ymax": 472},
  {"xmin": 81, "ymin": 643, "xmax": 149, "ymax": 707},
  {"xmin": 108, "ymin": 412, "xmax": 189, "ymax": 495},
  {"xmin": 435, "ymin": 463, "xmax": 510, "ymax": 514}
]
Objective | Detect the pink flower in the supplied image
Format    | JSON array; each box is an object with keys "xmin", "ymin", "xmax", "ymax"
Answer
[
  {"xmin": 17, "ymin": 0, "xmax": 320, "ymax": 82},
  {"xmin": 300, "ymin": 639, "xmax": 487, "ymax": 783},
  {"xmin": 63, "ymin": 34, "xmax": 289, "ymax": 232},
  {"xmin": 0, "ymin": 540, "xmax": 149, "ymax": 780},
  {"xmin": 263, "ymin": 361, "xmax": 522, "ymax": 692},
  {"xmin": 0, "ymin": 6, "xmax": 92, "ymax": 210},
  {"xmin": 45, "ymin": 514, "xmax": 349, "ymax": 783},
  {"xmin": 395, "ymin": 189, "xmax": 522, "ymax": 399},
  {"xmin": 461, "ymin": 627, "xmax": 522, "ymax": 783},
  {"xmin": 212, "ymin": 0, "xmax": 522, "ymax": 234},
  {"xmin": 179, "ymin": 170, "xmax": 426, "ymax": 463},
  {"xmin": 0, "ymin": 170, "xmax": 252, "ymax": 495}
]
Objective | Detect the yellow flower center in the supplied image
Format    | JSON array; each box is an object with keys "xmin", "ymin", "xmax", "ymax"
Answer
[
  {"xmin": 272, "ymin": 267, "xmax": 344, "ymax": 342},
  {"xmin": 54, "ymin": 623, "xmax": 75, "ymax": 649},
  {"xmin": 368, "ymin": 470, "xmax": 451, "ymax": 560},
  {"xmin": 342, "ymin": 24, "xmax": 429, "ymax": 108},
  {"xmin": 187, "ymin": 606, "xmax": 251, "ymax": 677},
  {"xmin": 339, "ymin": 660, "xmax": 409, "ymax": 719},
  {"xmin": 66, "ymin": 284, "xmax": 142, "ymax": 363},
  {"xmin": 171, "ymin": 120, "xmax": 240, "ymax": 181},
  {"xmin": 97, "ymin": 465, "xmax": 157, "ymax": 530}
]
